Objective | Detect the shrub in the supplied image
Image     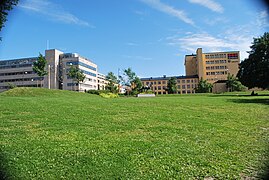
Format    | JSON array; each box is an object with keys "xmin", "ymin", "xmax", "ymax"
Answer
[
  {"xmin": 139, "ymin": 90, "xmax": 154, "ymax": 94},
  {"xmin": 99, "ymin": 93, "xmax": 119, "ymax": 98},
  {"xmin": 87, "ymin": 90, "xmax": 110, "ymax": 95}
]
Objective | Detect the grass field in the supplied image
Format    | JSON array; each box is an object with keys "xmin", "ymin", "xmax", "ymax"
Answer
[{"xmin": 0, "ymin": 88, "xmax": 268, "ymax": 179}]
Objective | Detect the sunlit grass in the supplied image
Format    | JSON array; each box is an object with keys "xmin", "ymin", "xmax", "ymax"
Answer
[{"xmin": 0, "ymin": 88, "xmax": 268, "ymax": 179}]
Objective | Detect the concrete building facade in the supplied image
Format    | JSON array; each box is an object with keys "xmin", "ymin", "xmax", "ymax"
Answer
[
  {"xmin": 0, "ymin": 57, "xmax": 41, "ymax": 92},
  {"xmin": 0, "ymin": 49, "xmax": 103, "ymax": 92}
]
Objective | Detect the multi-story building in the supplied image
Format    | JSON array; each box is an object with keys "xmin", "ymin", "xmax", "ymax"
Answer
[
  {"xmin": 97, "ymin": 73, "xmax": 108, "ymax": 90},
  {"xmin": 141, "ymin": 75, "xmax": 198, "ymax": 95},
  {"xmin": 0, "ymin": 49, "xmax": 100, "ymax": 92},
  {"xmin": 0, "ymin": 57, "xmax": 41, "ymax": 92},
  {"xmin": 185, "ymin": 48, "xmax": 240, "ymax": 84},
  {"xmin": 141, "ymin": 48, "xmax": 240, "ymax": 94}
]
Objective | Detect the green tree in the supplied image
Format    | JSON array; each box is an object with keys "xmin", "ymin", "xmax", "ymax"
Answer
[
  {"xmin": 167, "ymin": 77, "xmax": 177, "ymax": 94},
  {"xmin": 33, "ymin": 53, "xmax": 47, "ymax": 87},
  {"xmin": 67, "ymin": 65, "xmax": 86, "ymax": 90},
  {"xmin": 237, "ymin": 32, "xmax": 269, "ymax": 89},
  {"xmin": 0, "ymin": 0, "xmax": 19, "ymax": 40},
  {"xmin": 196, "ymin": 79, "xmax": 212, "ymax": 93},
  {"xmin": 105, "ymin": 72, "xmax": 119, "ymax": 93},
  {"xmin": 226, "ymin": 74, "xmax": 246, "ymax": 92},
  {"xmin": 120, "ymin": 68, "xmax": 142, "ymax": 95}
]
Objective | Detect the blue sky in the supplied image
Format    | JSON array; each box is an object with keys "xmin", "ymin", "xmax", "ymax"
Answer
[{"xmin": 0, "ymin": 0, "xmax": 268, "ymax": 77}]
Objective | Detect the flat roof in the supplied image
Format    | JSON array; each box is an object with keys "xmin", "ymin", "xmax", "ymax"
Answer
[
  {"xmin": 140, "ymin": 75, "xmax": 198, "ymax": 81},
  {"xmin": 203, "ymin": 51, "xmax": 239, "ymax": 54}
]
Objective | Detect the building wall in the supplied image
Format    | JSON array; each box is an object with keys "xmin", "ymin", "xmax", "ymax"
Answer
[
  {"xmin": 212, "ymin": 82, "xmax": 227, "ymax": 93},
  {"xmin": 0, "ymin": 49, "xmax": 99, "ymax": 92},
  {"xmin": 0, "ymin": 57, "xmax": 40, "ymax": 92},
  {"xmin": 202, "ymin": 51, "xmax": 239, "ymax": 83},
  {"xmin": 185, "ymin": 48, "xmax": 240, "ymax": 84},
  {"xmin": 61, "ymin": 54, "xmax": 98, "ymax": 92},
  {"xmin": 185, "ymin": 55, "xmax": 197, "ymax": 76},
  {"xmin": 141, "ymin": 76, "xmax": 199, "ymax": 95},
  {"xmin": 97, "ymin": 73, "xmax": 108, "ymax": 90},
  {"xmin": 44, "ymin": 49, "xmax": 63, "ymax": 89}
]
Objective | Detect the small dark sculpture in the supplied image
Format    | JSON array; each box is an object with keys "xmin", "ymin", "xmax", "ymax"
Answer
[{"xmin": 251, "ymin": 91, "xmax": 258, "ymax": 96}]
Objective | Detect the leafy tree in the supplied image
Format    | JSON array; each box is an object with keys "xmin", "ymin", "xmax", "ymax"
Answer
[
  {"xmin": 226, "ymin": 74, "xmax": 246, "ymax": 92},
  {"xmin": 33, "ymin": 53, "xmax": 47, "ymax": 87},
  {"xmin": 0, "ymin": 0, "xmax": 19, "ymax": 40},
  {"xmin": 237, "ymin": 32, "xmax": 269, "ymax": 89},
  {"xmin": 105, "ymin": 72, "xmax": 119, "ymax": 93},
  {"xmin": 67, "ymin": 65, "xmax": 86, "ymax": 90},
  {"xmin": 196, "ymin": 78, "xmax": 212, "ymax": 93},
  {"xmin": 120, "ymin": 68, "xmax": 142, "ymax": 95},
  {"xmin": 167, "ymin": 77, "xmax": 177, "ymax": 94}
]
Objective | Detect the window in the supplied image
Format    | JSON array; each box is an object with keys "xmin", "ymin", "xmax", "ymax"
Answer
[
  {"xmin": 228, "ymin": 53, "xmax": 238, "ymax": 59},
  {"xmin": 67, "ymin": 83, "xmax": 78, "ymax": 86},
  {"xmin": 187, "ymin": 80, "xmax": 190, "ymax": 83},
  {"xmin": 182, "ymin": 85, "xmax": 186, "ymax": 89},
  {"xmin": 187, "ymin": 85, "xmax": 190, "ymax": 89},
  {"xmin": 177, "ymin": 80, "xmax": 180, "ymax": 83},
  {"xmin": 177, "ymin": 85, "xmax": 180, "ymax": 89},
  {"xmin": 158, "ymin": 86, "xmax": 161, "ymax": 90},
  {"xmin": 182, "ymin": 80, "xmax": 185, "ymax": 83},
  {"xmin": 162, "ymin": 81, "xmax": 166, "ymax": 84}
]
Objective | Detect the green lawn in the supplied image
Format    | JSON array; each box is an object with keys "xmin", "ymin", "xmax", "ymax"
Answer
[{"xmin": 0, "ymin": 88, "xmax": 268, "ymax": 179}]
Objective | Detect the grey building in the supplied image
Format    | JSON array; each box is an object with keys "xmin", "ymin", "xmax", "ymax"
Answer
[{"xmin": 0, "ymin": 49, "xmax": 101, "ymax": 92}]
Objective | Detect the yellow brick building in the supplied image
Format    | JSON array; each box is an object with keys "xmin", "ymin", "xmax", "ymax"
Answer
[
  {"xmin": 185, "ymin": 48, "xmax": 240, "ymax": 84},
  {"xmin": 141, "ymin": 75, "xmax": 198, "ymax": 95},
  {"xmin": 141, "ymin": 48, "xmax": 240, "ymax": 94}
]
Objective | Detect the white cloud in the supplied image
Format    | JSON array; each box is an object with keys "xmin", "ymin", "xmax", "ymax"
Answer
[
  {"xmin": 19, "ymin": 0, "xmax": 94, "ymax": 27},
  {"xmin": 140, "ymin": 0, "xmax": 194, "ymax": 26},
  {"xmin": 188, "ymin": 0, "xmax": 224, "ymax": 13},
  {"xmin": 204, "ymin": 17, "xmax": 229, "ymax": 26},
  {"xmin": 256, "ymin": 10, "xmax": 269, "ymax": 28},
  {"xmin": 166, "ymin": 31, "xmax": 254, "ymax": 60}
]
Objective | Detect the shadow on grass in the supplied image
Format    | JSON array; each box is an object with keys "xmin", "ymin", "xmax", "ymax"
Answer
[
  {"xmin": 0, "ymin": 149, "xmax": 13, "ymax": 180},
  {"xmin": 208, "ymin": 94, "xmax": 269, "ymax": 98},
  {"xmin": 228, "ymin": 98, "xmax": 269, "ymax": 106}
]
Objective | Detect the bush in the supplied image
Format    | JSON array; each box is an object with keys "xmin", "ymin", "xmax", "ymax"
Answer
[
  {"xmin": 139, "ymin": 90, "xmax": 154, "ymax": 94},
  {"xmin": 6, "ymin": 82, "xmax": 17, "ymax": 89},
  {"xmin": 87, "ymin": 90, "xmax": 110, "ymax": 95},
  {"xmin": 99, "ymin": 93, "xmax": 119, "ymax": 98}
]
